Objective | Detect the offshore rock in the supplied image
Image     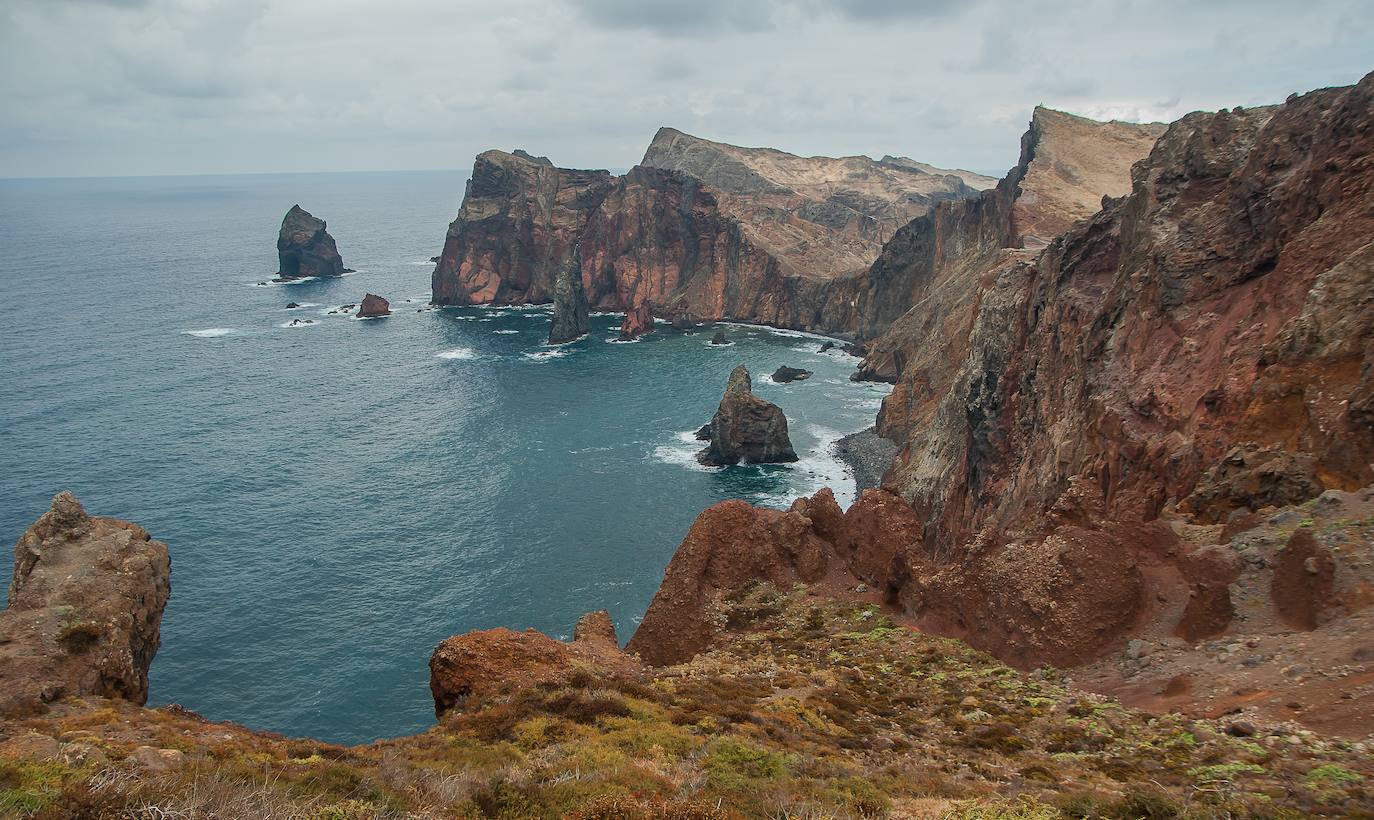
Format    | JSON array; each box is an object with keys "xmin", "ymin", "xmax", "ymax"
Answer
[
  {"xmin": 429, "ymin": 611, "xmax": 640, "ymax": 717},
  {"xmin": 0, "ymin": 493, "xmax": 170, "ymax": 718},
  {"xmin": 618, "ymin": 301, "xmax": 653, "ymax": 341},
  {"xmin": 357, "ymin": 293, "xmax": 390, "ymax": 318},
  {"xmin": 277, "ymin": 205, "xmax": 347, "ymax": 279},
  {"xmin": 710, "ymin": 330, "xmax": 729, "ymax": 345},
  {"xmin": 548, "ymin": 247, "xmax": 590, "ymax": 344},
  {"xmin": 698, "ymin": 366, "xmax": 797, "ymax": 466},
  {"xmin": 771, "ymin": 366, "xmax": 812, "ymax": 383}
]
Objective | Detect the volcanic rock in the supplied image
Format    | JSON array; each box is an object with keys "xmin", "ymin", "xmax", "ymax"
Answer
[
  {"xmin": 771, "ymin": 366, "xmax": 812, "ymax": 383},
  {"xmin": 276, "ymin": 205, "xmax": 347, "ymax": 279},
  {"xmin": 0, "ymin": 492, "xmax": 170, "ymax": 718},
  {"xmin": 710, "ymin": 330, "xmax": 729, "ymax": 345},
  {"xmin": 618, "ymin": 301, "xmax": 653, "ymax": 341},
  {"xmin": 432, "ymin": 129, "xmax": 991, "ymax": 331},
  {"xmin": 548, "ymin": 246, "xmax": 590, "ymax": 344},
  {"xmin": 1272, "ymin": 529, "xmax": 1336, "ymax": 631},
  {"xmin": 357, "ymin": 294, "xmax": 390, "ymax": 318},
  {"xmin": 698, "ymin": 366, "xmax": 798, "ymax": 466},
  {"xmin": 429, "ymin": 610, "xmax": 640, "ymax": 717},
  {"xmin": 286, "ymin": 302, "xmax": 301, "ymax": 309}
]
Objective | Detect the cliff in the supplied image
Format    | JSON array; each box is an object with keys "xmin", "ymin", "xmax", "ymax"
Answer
[{"xmin": 432, "ymin": 129, "xmax": 994, "ymax": 331}]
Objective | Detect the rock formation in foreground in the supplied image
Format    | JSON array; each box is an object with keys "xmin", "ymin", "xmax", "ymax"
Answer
[
  {"xmin": 432, "ymin": 128, "xmax": 996, "ymax": 336},
  {"xmin": 547, "ymin": 247, "xmax": 590, "ymax": 344},
  {"xmin": 617, "ymin": 301, "xmax": 653, "ymax": 341},
  {"xmin": 429, "ymin": 610, "xmax": 640, "ymax": 717},
  {"xmin": 698, "ymin": 366, "xmax": 797, "ymax": 466},
  {"xmin": 276, "ymin": 205, "xmax": 348, "ymax": 279},
  {"xmin": 0, "ymin": 492, "xmax": 170, "ymax": 718},
  {"xmin": 357, "ymin": 293, "xmax": 390, "ymax": 318}
]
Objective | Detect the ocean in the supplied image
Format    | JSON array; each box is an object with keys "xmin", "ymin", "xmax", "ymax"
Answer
[{"xmin": 0, "ymin": 171, "xmax": 889, "ymax": 744}]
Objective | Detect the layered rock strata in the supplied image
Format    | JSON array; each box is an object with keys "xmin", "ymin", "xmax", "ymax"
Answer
[{"xmin": 548, "ymin": 246, "xmax": 590, "ymax": 344}]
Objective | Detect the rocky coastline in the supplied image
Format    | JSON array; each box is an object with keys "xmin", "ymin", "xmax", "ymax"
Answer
[{"xmin": 5, "ymin": 72, "xmax": 1374, "ymax": 818}]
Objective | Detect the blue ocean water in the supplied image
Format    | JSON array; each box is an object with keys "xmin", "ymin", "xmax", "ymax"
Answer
[{"xmin": 0, "ymin": 172, "xmax": 889, "ymax": 745}]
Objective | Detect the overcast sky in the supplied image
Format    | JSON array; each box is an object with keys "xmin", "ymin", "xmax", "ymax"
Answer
[{"xmin": 1, "ymin": 0, "xmax": 1369, "ymax": 179}]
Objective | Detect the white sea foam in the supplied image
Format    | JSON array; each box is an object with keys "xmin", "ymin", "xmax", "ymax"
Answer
[
  {"xmin": 522, "ymin": 348, "xmax": 571, "ymax": 362},
  {"xmin": 606, "ymin": 337, "xmax": 641, "ymax": 344},
  {"xmin": 284, "ymin": 302, "xmax": 319, "ymax": 310},
  {"xmin": 706, "ymin": 340, "xmax": 735, "ymax": 348},
  {"xmin": 650, "ymin": 431, "xmax": 717, "ymax": 473},
  {"xmin": 436, "ymin": 347, "xmax": 478, "ymax": 360},
  {"xmin": 182, "ymin": 328, "xmax": 236, "ymax": 338},
  {"xmin": 717, "ymin": 322, "xmax": 841, "ymax": 344},
  {"xmin": 278, "ymin": 320, "xmax": 318, "ymax": 329},
  {"xmin": 492, "ymin": 329, "xmax": 520, "ymax": 335}
]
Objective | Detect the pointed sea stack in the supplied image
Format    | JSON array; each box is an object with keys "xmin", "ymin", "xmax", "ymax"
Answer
[
  {"xmin": 548, "ymin": 248, "xmax": 590, "ymax": 344},
  {"xmin": 618, "ymin": 302, "xmax": 653, "ymax": 341},
  {"xmin": 698, "ymin": 365, "xmax": 798, "ymax": 466},
  {"xmin": 276, "ymin": 205, "xmax": 347, "ymax": 279}
]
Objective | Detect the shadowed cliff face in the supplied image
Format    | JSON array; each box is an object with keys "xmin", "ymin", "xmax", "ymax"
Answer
[{"xmin": 431, "ymin": 129, "xmax": 994, "ymax": 331}]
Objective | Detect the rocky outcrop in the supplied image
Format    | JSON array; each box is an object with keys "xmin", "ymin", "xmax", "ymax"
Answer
[
  {"xmin": 429, "ymin": 610, "xmax": 640, "ymax": 717},
  {"xmin": 432, "ymin": 129, "xmax": 991, "ymax": 335},
  {"xmin": 698, "ymin": 366, "xmax": 797, "ymax": 466},
  {"xmin": 710, "ymin": 330, "xmax": 729, "ymax": 345},
  {"xmin": 0, "ymin": 493, "xmax": 170, "ymax": 718},
  {"xmin": 548, "ymin": 247, "xmax": 590, "ymax": 344},
  {"xmin": 883, "ymin": 74, "xmax": 1374, "ymax": 556},
  {"xmin": 277, "ymin": 205, "xmax": 347, "ymax": 279},
  {"xmin": 617, "ymin": 301, "xmax": 653, "ymax": 341},
  {"xmin": 431, "ymin": 150, "xmax": 614, "ymax": 305},
  {"xmin": 770, "ymin": 366, "xmax": 811, "ymax": 383},
  {"xmin": 357, "ymin": 294, "xmax": 390, "ymax": 318}
]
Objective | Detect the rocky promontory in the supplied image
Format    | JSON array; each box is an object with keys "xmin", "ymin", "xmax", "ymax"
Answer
[
  {"xmin": 698, "ymin": 365, "xmax": 797, "ymax": 466},
  {"xmin": 431, "ymin": 129, "xmax": 994, "ymax": 334},
  {"xmin": 276, "ymin": 204, "xmax": 348, "ymax": 279},
  {"xmin": 0, "ymin": 492, "xmax": 170, "ymax": 718}
]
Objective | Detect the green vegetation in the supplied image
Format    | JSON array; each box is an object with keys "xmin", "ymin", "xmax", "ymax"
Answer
[{"xmin": 1, "ymin": 586, "xmax": 1370, "ymax": 817}]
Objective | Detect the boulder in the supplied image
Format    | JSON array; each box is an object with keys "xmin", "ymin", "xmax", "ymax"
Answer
[
  {"xmin": 429, "ymin": 610, "xmax": 640, "ymax": 717},
  {"xmin": 771, "ymin": 366, "xmax": 812, "ymax": 383},
  {"xmin": 618, "ymin": 302, "xmax": 653, "ymax": 341},
  {"xmin": 698, "ymin": 366, "xmax": 798, "ymax": 466},
  {"xmin": 276, "ymin": 205, "xmax": 347, "ymax": 279},
  {"xmin": 357, "ymin": 294, "xmax": 390, "ymax": 318},
  {"xmin": 0, "ymin": 492, "xmax": 170, "ymax": 718},
  {"xmin": 548, "ymin": 247, "xmax": 590, "ymax": 344},
  {"xmin": 710, "ymin": 330, "xmax": 730, "ymax": 346}
]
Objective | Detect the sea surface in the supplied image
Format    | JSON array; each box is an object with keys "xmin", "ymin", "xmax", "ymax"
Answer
[{"xmin": 0, "ymin": 171, "xmax": 890, "ymax": 744}]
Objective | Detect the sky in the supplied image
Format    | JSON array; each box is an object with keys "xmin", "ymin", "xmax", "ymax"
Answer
[{"xmin": 0, "ymin": 0, "xmax": 1369, "ymax": 179}]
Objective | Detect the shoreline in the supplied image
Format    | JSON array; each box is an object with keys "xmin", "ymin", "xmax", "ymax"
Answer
[{"xmin": 832, "ymin": 426, "xmax": 898, "ymax": 493}]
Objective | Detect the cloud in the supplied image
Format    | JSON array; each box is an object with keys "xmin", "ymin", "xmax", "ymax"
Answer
[{"xmin": 0, "ymin": 0, "xmax": 1368, "ymax": 178}]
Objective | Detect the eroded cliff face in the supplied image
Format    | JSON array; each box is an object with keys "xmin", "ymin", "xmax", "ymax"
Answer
[
  {"xmin": 431, "ymin": 150, "xmax": 614, "ymax": 306},
  {"xmin": 887, "ymin": 76, "xmax": 1374, "ymax": 554},
  {"xmin": 432, "ymin": 129, "xmax": 994, "ymax": 332},
  {"xmin": 0, "ymin": 493, "xmax": 171, "ymax": 717}
]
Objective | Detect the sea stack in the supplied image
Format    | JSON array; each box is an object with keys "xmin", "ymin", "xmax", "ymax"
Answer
[
  {"xmin": 618, "ymin": 302, "xmax": 653, "ymax": 341},
  {"xmin": 276, "ymin": 204, "xmax": 347, "ymax": 279},
  {"xmin": 548, "ymin": 248, "xmax": 590, "ymax": 344},
  {"xmin": 698, "ymin": 365, "xmax": 798, "ymax": 466},
  {"xmin": 771, "ymin": 366, "xmax": 812, "ymax": 383},
  {"xmin": 0, "ymin": 492, "xmax": 170, "ymax": 717},
  {"xmin": 710, "ymin": 330, "xmax": 730, "ymax": 345},
  {"xmin": 357, "ymin": 294, "xmax": 390, "ymax": 318}
]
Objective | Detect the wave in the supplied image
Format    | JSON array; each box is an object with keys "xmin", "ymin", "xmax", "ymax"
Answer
[
  {"xmin": 650, "ymin": 431, "xmax": 717, "ymax": 473},
  {"xmin": 436, "ymin": 348, "xmax": 477, "ymax": 360},
  {"xmin": 278, "ymin": 320, "xmax": 318, "ymax": 329},
  {"xmin": 492, "ymin": 329, "xmax": 520, "ymax": 335},
  {"xmin": 606, "ymin": 337, "xmax": 640, "ymax": 344},
  {"xmin": 717, "ymin": 322, "xmax": 843, "ymax": 344},
  {"xmin": 522, "ymin": 348, "xmax": 571, "ymax": 362},
  {"xmin": 182, "ymin": 328, "xmax": 236, "ymax": 338},
  {"xmin": 284, "ymin": 302, "xmax": 319, "ymax": 310}
]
